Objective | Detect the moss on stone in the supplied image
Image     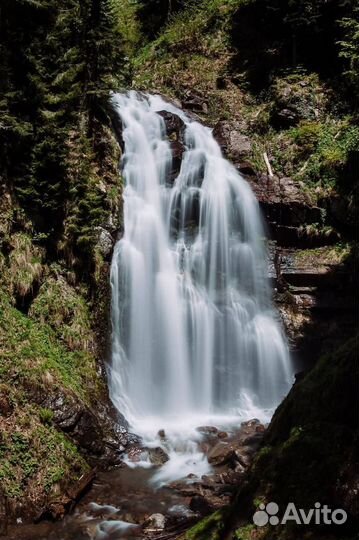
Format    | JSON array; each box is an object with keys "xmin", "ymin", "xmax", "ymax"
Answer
[
  {"xmin": 185, "ymin": 509, "xmax": 229, "ymax": 540},
  {"xmin": 0, "ymin": 405, "xmax": 88, "ymax": 503},
  {"xmin": 225, "ymin": 337, "xmax": 358, "ymax": 539}
]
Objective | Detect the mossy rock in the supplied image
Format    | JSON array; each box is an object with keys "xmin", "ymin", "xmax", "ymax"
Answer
[
  {"xmin": 225, "ymin": 337, "xmax": 358, "ymax": 539},
  {"xmin": 185, "ymin": 509, "xmax": 230, "ymax": 540}
]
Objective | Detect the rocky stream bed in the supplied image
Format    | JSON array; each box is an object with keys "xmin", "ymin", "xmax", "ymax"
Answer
[{"xmin": 6, "ymin": 420, "xmax": 265, "ymax": 540}]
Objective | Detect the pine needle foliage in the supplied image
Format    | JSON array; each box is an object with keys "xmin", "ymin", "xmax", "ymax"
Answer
[{"xmin": 0, "ymin": 0, "xmax": 128, "ymax": 267}]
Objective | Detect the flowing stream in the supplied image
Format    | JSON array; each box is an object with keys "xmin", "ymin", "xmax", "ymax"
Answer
[{"xmin": 109, "ymin": 91, "xmax": 293, "ymax": 484}]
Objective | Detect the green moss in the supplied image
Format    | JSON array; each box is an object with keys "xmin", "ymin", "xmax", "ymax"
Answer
[
  {"xmin": 29, "ymin": 273, "xmax": 94, "ymax": 352},
  {"xmin": 39, "ymin": 407, "xmax": 54, "ymax": 425},
  {"xmin": 185, "ymin": 509, "xmax": 228, "ymax": 540},
  {"xmin": 0, "ymin": 289, "xmax": 100, "ymax": 402},
  {"xmin": 234, "ymin": 524, "xmax": 257, "ymax": 540},
  {"xmin": 0, "ymin": 409, "xmax": 87, "ymax": 500},
  {"xmin": 293, "ymin": 244, "xmax": 352, "ymax": 266},
  {"xmin": 248, "ymin": 337, "xmax": 358, "ymax": 510}
]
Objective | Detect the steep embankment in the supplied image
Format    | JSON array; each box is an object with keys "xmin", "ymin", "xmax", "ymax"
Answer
[
  {"xmin": 0, "ymin": 0, "xmax": 130, "ymax": 528},
  {"xmin": 128, "ymin": 1, "xmax": 358, "ymax": 539}
]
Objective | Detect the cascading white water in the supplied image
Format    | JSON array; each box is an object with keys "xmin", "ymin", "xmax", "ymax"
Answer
[{"xmin": 109, "ymin": 91, "xmax": 293, "ymax": 481}]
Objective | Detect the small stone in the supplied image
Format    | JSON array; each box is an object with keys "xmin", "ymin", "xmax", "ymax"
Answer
[
  {"xmin": 217, "ymin": 431, "xmax": 228, "ymax": 439},
  {"xmin": 158, "ymin": 429, "xmax": 166, "ymax": 439},
  {"xmin": 148, "ymin": 447, "xmax": 170, "ymax": 466},
  {"xmin": 126, "ymin": 446, "xmax": 142, "ymax": 463},
  {"xmin": 143, "ymin": 513, "xmax": 167, "ymax": 531},
  {"xmin": 234, "ymin": 449, "xmax": 252, "ymax": 468},
  {"xmin": 241, "ymin": 419, "xmax": 260, "ymax": 428}
]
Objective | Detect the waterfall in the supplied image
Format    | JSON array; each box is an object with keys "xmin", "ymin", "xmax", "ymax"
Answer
[{"xmin": 109, "ymin": 92, "xmax": 292, "ymax": 479}]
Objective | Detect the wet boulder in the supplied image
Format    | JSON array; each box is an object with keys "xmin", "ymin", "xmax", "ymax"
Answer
[
  {"xmin": 196, "ymin": 426, "xmax": 218, "ymax": 435},
  {"xmin": 207, "ymin": 442, "xmax": 236, "ymax": 467},
  {"xmin": 169, "ymin": 140, "xmax": 185, "ymax": 184},
  {"xmin": 157, "ymin": 110, "xmax": 186, "ymax": 184},
  {"xmin": 157, "ymin": 110, "xmax": 185, "ymax": 142},
  {"xmin": 147, "ymin": 446, "xmax": 170, "ymax": 466}
]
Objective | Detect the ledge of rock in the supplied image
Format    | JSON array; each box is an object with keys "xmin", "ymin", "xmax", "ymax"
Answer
[
  {"xmin": 30, "ymin": 386, "xmax": 128, "ymax": 466},
  {"xmin": 248, "ymin": 175, "xmax": 321, "ymax": 227}
]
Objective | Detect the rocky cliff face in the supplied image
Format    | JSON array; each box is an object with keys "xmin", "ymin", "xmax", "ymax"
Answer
[
  {"xmin": 212, "ymin": 119, "xmax": 356, "ymax": 366},
  {"xmin": 0, "ymin": 115, "xmax": 131, "ymax": 528}
]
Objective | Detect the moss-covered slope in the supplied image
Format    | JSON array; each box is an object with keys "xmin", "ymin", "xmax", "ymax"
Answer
[{"xmin": 183, "ymin": 337, "xmax": 358, "ymax": 540}]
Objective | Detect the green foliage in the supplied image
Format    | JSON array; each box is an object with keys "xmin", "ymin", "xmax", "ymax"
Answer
[
  {"xmin": 0, "ymin": 0, "xmax": 126, "ymax": 261},
  {"xmin": 3, "ymin": 233, "xmax": 45, "ymax": 300},
  {"xmin": 29, "ymin": 273, "xmax": 94, "ymax": 351},
  {"xmin": 39, "ymin": 407, "xmax": 54, "ymax": 425},
  {"xmin": 0, "ymin": 414, "xmax": 87, "ymax": 499},
  {"xmin": 137, "ymin": 0, "xmax": 246, "ymax": 56},
  {"xmin": 234, "ymin": 525, "xmax": 256, "ymax": 540},
  {"xmin": 291, "ymin": 120, "xmax": 359, "ymax": 187},
  {"xmin": 185, "ymin": 509, "xmax": 228, "ymax": 540},
  {"xmin": 0, "ymin": 289, "xmax": 99, "ymax": 401},
  {"xmin": 338, "ymin": 6, "xmax": 359, "ymax": 90},
  {"xmin": 108, "ymin": 0, "xmax": 142, "ymax": 55}
]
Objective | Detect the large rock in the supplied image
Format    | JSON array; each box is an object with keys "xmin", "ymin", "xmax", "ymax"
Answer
[
  {"xmin": 213, "ymin": 121, "xmax": 252, "ymax": 161},
  {"xmin": 32, "ymin": 387, "xmax": 128, "ymax": 464},
  {"xmin": 157, "ymin": 110, "xmax": 185, "ymax": 141},
  {"xmin": 181, "ymin": 91, "xmax": 208, "ymax": 114},
  {"xmin": 250, "ymin": 175, "xmax": 321, "ymax": 225},
  {"xmin": 95, "ymin": 227, "xmax": 114, "ymax": 259},
  {"xmin": 158, "ymin": 110, "xmax": 186, "ymax": 184},
  {"xmin": 270, "ymin": 75, "xmax": 327, "ymax": 129},
  {"xmin": 207, "ymin": 442, "xmax": 236, "ymax": 467}
]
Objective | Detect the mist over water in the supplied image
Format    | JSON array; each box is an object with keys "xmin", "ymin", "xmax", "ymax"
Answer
[{"xmin": 109, "ymin": 92, "xmax": 293, "ymax": 479}]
